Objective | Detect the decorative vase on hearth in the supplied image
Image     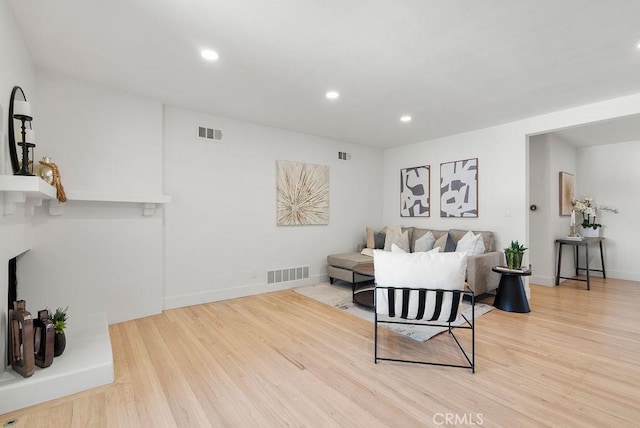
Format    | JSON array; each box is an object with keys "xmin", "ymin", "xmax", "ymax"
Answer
[{"xmin": 54, "ymin": 331, "xmax": 66, "ymax": 357}]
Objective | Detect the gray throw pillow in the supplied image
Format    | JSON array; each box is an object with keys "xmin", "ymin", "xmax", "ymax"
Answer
[{"xmin": 444, "ymin": 233, "xmax": 458, "ymax": 252}]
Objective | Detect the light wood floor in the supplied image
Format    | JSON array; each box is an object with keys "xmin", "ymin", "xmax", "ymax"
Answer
[{"xmin": 2, "ymin": 276, "xmax": 639, "ymax": 427}]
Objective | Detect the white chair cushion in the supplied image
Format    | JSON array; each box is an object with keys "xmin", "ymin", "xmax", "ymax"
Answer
[{"xmin": 373, "ymin": 251, "xmax": 468, "ymax": 321}]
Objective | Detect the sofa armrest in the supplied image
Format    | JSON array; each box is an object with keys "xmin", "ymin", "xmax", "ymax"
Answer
[{"xmin": 466, "ymin": 252, "xmax": 503, "ymax": 295}]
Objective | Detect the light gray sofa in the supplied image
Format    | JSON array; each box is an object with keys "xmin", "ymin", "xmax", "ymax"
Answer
[{"xmin": 327, "ymin": 228, "xmax": 503, "ymax": 296}]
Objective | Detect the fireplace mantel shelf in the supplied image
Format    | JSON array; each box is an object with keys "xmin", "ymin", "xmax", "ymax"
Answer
[
  {"xmin": 0, "ymin": 175, "xmax": 56, "ymax": 215},
  {"xmin": 49, "ymin": 191, "xmax": 172, "ymax": 216},
  {"xmin": 1, "ymin": 176, "xmax": 171, "ymax": 216}
]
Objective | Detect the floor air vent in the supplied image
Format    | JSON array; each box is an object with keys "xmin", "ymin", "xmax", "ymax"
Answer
[{"xmin": 267, "ymin": 266, "xmax": 310, "ymax": 284}]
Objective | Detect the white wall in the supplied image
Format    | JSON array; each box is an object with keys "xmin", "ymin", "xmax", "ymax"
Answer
[
  {"xmin": 7, "ymin": 68, "xmax": 383, "ymax": 327},
  {"xmin": 528, "ymin": 135, "xmax": 553, "ymax": 284},
  {"xmin": 383, "ymin": 93, "xmax": 640, "ymax": 298},
  {"xmin": 18, "ymin": 71, "xmax": 165, "ymax": 324},
  {"xmin": 528, "ymin": 133, "xmax": 577, "ymax": 286},
  {"xmin": 576, "ymin": 140, "xmax": 639, "ymax": 281},
  {"xmin": 163, "ymin": 106, "xmax": 383, "ymax": 308},
  {"xmin": 384, "ymin": 125, "xmax": 529, "ymax": 252},
  {"xmin": 0, "ymin": 0, "xmax": 36, "ymax": 372}
]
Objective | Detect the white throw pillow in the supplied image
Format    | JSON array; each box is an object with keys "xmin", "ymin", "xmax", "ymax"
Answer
[
  {"xmin": 414, "ymin": 231, "xmax": 436, "ymax": 252},
  {"xmin": 455, "ymin": 231, "xmax": 485, "ymax": 256},
  {"xmin": 373, "ymin": 250, "xmax": 468, "ymax": 321},
  {"xmin": 361, "ymin": 248, "xmax": 375, "ymax": 257},
  {"xmin": 391, "ymin": 243, "xmax": 407, "ymax": 253},
  {"xmin": 384, "ymin": 226, "xmax": 410, "ymax": 252},
  {"xmin": 374, "ymin": 250, "xmax": 467, "ymax": 290}
]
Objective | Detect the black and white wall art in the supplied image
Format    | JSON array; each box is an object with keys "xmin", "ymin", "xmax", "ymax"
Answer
[
  {"xmin": 400, "ymin": 165, "xmax": 430, "ymax": 217},
  {"xmin": 277, "ymin": 160, "xmax": 329, "ymax": 226},
  {"xmin": 440, "ymin": 158, "xmax": 478, "ymax": 217}
]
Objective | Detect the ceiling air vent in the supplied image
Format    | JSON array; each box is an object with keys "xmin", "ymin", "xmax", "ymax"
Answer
[{"xmin": 198, "ymin": 126, "xmax": 223, "ymax": 141}]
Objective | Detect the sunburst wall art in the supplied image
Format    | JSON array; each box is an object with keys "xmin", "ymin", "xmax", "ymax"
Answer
[{"xmin": 277, "ymin": 160, "xmax": 329, "ymax": 226}]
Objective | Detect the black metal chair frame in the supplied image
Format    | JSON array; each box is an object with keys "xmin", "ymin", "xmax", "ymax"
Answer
[{"xmin": 374, "ymin": 285, "xmax": 475, "ymax": 373}]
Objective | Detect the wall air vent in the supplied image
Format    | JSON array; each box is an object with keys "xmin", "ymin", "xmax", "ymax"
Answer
[
  {"xmin": 338, "ymin": 151, "xmax": 351, "ymax": 160},
  {"xmin": 198, "ymin": 126, "xmax": 223, "ymax": 141},
  {"xmin": 267, "ymin": 265, "xmax": 310, "ymax": 284}
]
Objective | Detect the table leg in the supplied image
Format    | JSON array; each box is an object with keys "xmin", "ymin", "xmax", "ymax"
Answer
[
  {"xmin": 494, "ymin": 275, "xmax": 530, "ymax": 313},
  {"xmin": 574, "ymin": 246, "xmax": 579, "ymax": 276},
  {"xmin": 599, "ymin": 241, "xmax": 606, "ymax": 279},
  {"xmin": 555, "ymin": 243, "xmax": 562, "ymax": 285},
  {"xmin": 585, "ymin": 244, "xmax": 590, "ymax": 290}
]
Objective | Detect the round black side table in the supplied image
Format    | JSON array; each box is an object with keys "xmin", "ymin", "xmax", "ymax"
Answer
[{"xmin": 492, "ymin": 267, "xmax": 531, "ymax": 313}]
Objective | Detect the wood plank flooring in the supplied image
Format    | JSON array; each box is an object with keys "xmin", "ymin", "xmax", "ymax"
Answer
[{"xmin": 2, "ymin": 276, "xmax": 639, "ymax": 427}]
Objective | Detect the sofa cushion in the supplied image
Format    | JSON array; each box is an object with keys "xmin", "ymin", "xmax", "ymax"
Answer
[{"xmin": 327, "ymin": 252, "xmax": 373, "ymax": 270}]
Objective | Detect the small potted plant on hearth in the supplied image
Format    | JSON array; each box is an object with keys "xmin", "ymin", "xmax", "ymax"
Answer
[{"xmin": 49, "ymin": 306, "xmax": 68, "ymax": 357}]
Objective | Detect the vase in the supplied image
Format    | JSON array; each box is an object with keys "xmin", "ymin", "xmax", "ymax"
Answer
[
  {"xmin": 54, "ymin": 331, "xmax": 66, "ymax": 357},
  {"xmin": 33, "ymin": 157, "xmax": 54, "ymax": 185},
  {"xmin": 580, "ymin": 226, "xmax": 600, "ymax": 238},
  {"xmin": 506, "ymin": 252, "xmax": 524, "ymax": 269}
]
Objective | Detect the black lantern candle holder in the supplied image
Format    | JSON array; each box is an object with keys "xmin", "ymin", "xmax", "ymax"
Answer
[{"xmin": 13, "ymin": 102, "xmax": 35, "ymax": 176}]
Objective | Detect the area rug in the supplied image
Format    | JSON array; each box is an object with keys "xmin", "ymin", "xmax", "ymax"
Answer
[{"xmin": 295, "ymin": 282, "xmax": 494, "ymax": 342}]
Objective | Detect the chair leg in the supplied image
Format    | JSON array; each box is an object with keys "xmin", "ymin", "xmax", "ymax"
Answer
[
  {"xmin": 471, "ymin": 293, "xmax": 475, "ymax": 373},
  {"xmin": 374, "ymin": 291, "xmax": 378, "ymax": 363}
]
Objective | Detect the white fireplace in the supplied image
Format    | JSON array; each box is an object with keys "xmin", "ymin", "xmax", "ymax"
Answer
[{"xmin": 0, "ymin": 177, "xmax": 113, "ymax": 414}]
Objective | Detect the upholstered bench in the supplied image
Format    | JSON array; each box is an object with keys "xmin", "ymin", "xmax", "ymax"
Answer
[{"xmin": 327, "ymin": 252, "xmax": 374, "ymax": 285}]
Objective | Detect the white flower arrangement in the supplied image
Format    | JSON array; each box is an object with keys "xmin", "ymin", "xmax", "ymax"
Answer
[{"xmin": 572, "ymin": 196, "xmax": 618, "ymax": 229}]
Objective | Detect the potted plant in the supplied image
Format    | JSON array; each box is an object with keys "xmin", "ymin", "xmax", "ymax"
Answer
[
  {"xmin": 49, "ymin": 306, "xmax": 68, "ymax": 357},
  {"xmin": 504, "ymin": 241, "xmax": 527, "ymax": 269},
  {"xmin": 572, "ymin": 196, "xmax": 618, "ymax": 237}
]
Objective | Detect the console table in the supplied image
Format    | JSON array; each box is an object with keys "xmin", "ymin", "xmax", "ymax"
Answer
[{"xmin": 555, "ymin": 237, "xmax": 605, "ymax": 290}]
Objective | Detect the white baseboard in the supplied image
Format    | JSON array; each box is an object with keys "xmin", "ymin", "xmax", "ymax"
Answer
[
  {"xmin": 163, "ymin": 274, "xmax": 327, "ymax": 310},
  {"xmin": 530, "ymin": 275, "xmax": 556, "ymax": 287}
]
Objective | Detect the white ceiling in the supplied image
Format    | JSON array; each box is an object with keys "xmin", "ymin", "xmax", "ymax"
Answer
[
  {"xmin": 551, "ymin": 113, "xmax": 640, "ymax": 147},
  {"xmin": 8, "ymin": 0, "xmax": 640, "ymax": 148}
]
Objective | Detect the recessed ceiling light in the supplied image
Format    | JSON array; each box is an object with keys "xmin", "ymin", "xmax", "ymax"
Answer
[
  {"xmin": 400, "ymin": 115, "xmax": 412, "ymax": 123},
  {"xmin": 326, "ymin": 91, "xmax": 340, "ymax": 99},
  {"xmin": 201, "ymin": 49, "xmax": 219, "ymax": 61}
]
